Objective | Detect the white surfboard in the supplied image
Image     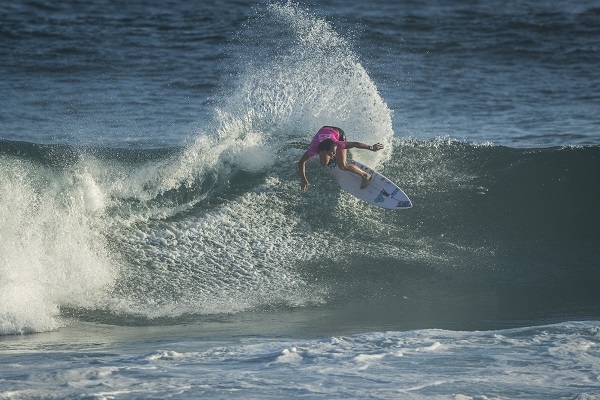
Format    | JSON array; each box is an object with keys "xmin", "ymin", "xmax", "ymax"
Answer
[{"xmin": 330, "ymin": 158, "xmax": 412, "ymax": 210}]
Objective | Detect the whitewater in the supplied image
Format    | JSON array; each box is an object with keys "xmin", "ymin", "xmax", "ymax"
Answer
[{"xmin": 1, "ymin": 1, "xmax": 599, "ymax": 398}]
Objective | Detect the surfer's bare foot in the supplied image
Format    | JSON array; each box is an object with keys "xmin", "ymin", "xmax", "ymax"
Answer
[{"xmin": 360, "ymin": 173, "xmax": 372, "ymax": 189}]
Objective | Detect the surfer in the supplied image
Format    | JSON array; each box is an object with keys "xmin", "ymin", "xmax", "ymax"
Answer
[{"xmin": 298, "ymin": 126, "xmax": 384, "ymax": 192}]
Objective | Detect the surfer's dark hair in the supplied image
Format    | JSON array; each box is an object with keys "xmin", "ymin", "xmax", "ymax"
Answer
[{"xmin": 317, "ymin": 139, "xmax": 336, "ymax": 152}]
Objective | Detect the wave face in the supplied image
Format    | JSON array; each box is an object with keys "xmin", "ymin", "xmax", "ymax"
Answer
[
  {"xmin": 1, "ymin": 2, "xmax": 599, "ymax": 335},
  {"xmin": 1, "ymin": 138, "xmax": 598, "ymax": 334}
]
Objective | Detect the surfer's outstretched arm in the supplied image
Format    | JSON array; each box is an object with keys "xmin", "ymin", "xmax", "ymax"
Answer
[
  {"xmin": 298, "ymin": 152, "xmax": 310, "ymax": 192},
  {"xmin": 345, "ymin": 142, "xmax": 384, "ymax": 152}
]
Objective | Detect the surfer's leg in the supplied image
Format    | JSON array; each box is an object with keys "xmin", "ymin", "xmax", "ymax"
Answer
[
  {"xmin": 337, "ymin": 149, "xmax": 372, "ymax": 189},
  {"xmin": 359, "ymin": 171, "xmax": 373, "ymax": 188}
]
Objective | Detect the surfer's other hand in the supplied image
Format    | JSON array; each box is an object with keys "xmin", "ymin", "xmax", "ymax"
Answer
[
  {"xmin": 300, "ymin": 178, "xmax": 309, "ymax": 192},
  {"xmin": 370, "ymin": 143, "xmax": 384, "ymax": 152}
]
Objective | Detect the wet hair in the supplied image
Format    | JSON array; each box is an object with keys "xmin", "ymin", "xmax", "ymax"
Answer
[{"xmin": 317, "ymin": 139, "xmax": 336, "ymax": 152}]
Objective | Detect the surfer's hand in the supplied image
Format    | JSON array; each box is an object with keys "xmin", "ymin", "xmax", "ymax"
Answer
[
  {"xmin": 300, "ymin": 178, "xmax": 309, "ymax": 192},
  {"xmin": 370, "ymin": 143, "xmax": 384, "ymax": 152}
]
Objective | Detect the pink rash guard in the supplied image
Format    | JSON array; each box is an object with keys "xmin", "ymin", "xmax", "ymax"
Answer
[{"xmin": 305, "ymin": 127, "xmax": 347, "ymax": 158}]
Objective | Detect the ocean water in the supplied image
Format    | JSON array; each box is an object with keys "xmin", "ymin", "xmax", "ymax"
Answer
[{"xmin": 1, "ymin": 0, "xmax": 599, "ymax": 398}]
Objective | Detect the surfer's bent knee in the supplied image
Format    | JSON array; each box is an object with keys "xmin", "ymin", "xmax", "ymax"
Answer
[{"xmin": 337, "ymin": 162, "xmax": 350, "ymax": 170}]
